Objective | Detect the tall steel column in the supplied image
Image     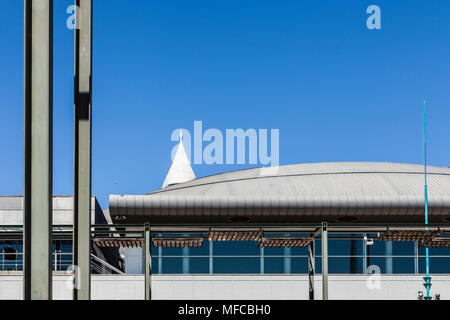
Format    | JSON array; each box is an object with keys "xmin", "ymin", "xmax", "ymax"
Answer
[
  {"xmin": 23, "ymin": 0, "xmax": 53, "ymax": 300},
  {"xmin": 308, "ymin": 240, "xmax": 315, "ymax": 300},
  {"xmin": 73, "ymin": 0, "xmax": 92, "ymax": 300},
  {"xmin": 144, "ymin": 223, "xmax": 152, "ymax": 300},
  {"xmin": 321, "ymin": 222, "xmax": 328, "ymax": 300}
]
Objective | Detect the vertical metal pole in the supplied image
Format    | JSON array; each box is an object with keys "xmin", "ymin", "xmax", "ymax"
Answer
[
  {"xmin": 363, "ymin": 233, "xmax": 367, "ymax": 273},
  {"xmin": 308, "ymin": 240, "xmax": 315, "ymax": 300},
  {"xmin": 158, "ymin": 234, "xmax": 162, "ymax": 274},
  {"xmin": 321, "ymin": 222, "xmax": 328, "ymax": 300},
  {"xmin": 260, "ymin": 246, "xmax": 264, "ymax": 274},
  {"xmin": 209, "ymin": 240, "xmax": 213, "ymax": 274},
  {"xmin": 23, "ymin": 0, "xmax": 53, "ymax": 300},
  {"xmin": 349, "ymin": 234, "xmax": 357, "ymax": 274},
  {"xmin": 414, "ymin": 241, "xmax": 419, "ymax": 275},
  {"xmin": 423, "ymin": 100, "xmax": 432, "ymax": 300},
  {"xmin": 73, "ymin": 0, "xmax": 92, "ymax": 300},
  {"xmin": 144, "ymin": 223, "xmax": 151, "ymax": 300}
]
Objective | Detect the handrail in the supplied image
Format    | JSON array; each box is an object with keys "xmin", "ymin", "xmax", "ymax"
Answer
[{"xmin": 90, "ymin": 253, "xmax": 123, "ymax": 274}]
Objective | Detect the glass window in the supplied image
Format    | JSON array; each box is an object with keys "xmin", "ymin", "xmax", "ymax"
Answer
[
  {"xmin": 329, "ymin": 257, "xmax": 353, "ymax": 274},
  {"xmin": 189, "ymin": 242, "xmax": 210, "ymax": 256},
  {"xmin": 213, "ymin": 257, "xmax": 260, "ymax": 274},
  {"xmin": 315, "ymin": 257, "xmax": 322, "ymax": 274},
  {"xmin": 264, "ymin": 246, "xmax": 307, "ymax": 256},
  {"xmin": 329, "ymin": 239, "xmax": 363, "ymax": 256},
  {"xmin": 368, "ymin": 257, "xmax": 415, "ymax": 274},
  {"xmin": 419, "ymin": 257, "xmax": 450, "ymax": 273},
  {"xmin": 263, "ymin": 257, "xmax": 309, "ymax": 274},
  {"xmin": 419, "ymin": 247, "xmax": 450, "ymax": 256},
  {"xmin": 392, "ymin": 242, "xmax": 415, "ymax": 256},
  {"xmin": 264, "ymin": 258, "xmax": 286, "ymax": 274},
  {"xmin": 213, "ymin": 241, "xmax": 259, "ymax": 256},
  {"xmin": 291, "ymin": 257, "xmax": 309, "ymax": 274},
  {"xmin": 366, "ymin": 240, "xmax": 387, "ymax": 256},
  {"xmin": 189, "ymin": 258, "xmax": 210, "ymax": 274},
  {"xmin": 161, "ymin": 257, "xmax": 183, "ymax": 273}
]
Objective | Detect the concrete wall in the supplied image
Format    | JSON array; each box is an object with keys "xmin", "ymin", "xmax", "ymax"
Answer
[{"xmin": 0, "ymin": 274, "xmax": 449, "ymax": 300}]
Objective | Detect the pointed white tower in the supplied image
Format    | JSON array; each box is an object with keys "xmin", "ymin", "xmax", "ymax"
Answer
[{"xmin": 162, "ymin": 132, "xmax": 196, "ymax": 188}]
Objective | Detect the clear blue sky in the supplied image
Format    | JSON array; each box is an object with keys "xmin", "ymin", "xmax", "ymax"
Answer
[{"xmin": 1, "ymin": 0, "xmax": 449, "ymax": 209}]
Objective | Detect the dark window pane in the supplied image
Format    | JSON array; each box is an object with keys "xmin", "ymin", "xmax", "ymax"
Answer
[
  {"xmin": 329, "ymin": 257, "xmax": 352, "ymax": 273},
  {"xmin": 213, "ymin": 257, "xmax": 260, "ymax": 273},
  {"xmin": 264, "ymin": 257, "xmax": 285, "ymax": 274},
  {"xmin": 419, "ymin": 247, "xmax": 450, "ymax": 256},
  {"xmin": 160, "ymin": 247, "xmax": 185, "ymax": 256},
  {"xmin": 315, "ymin": 240, "xmax": 321, "ymax": 256},
  {"xmin": 159, "ymin": 257, "xmax": 209, "ymax": 274},
  {"xmin": 419, "ymin": 257, "xmax": 450, "ymax": 273},
  {"xmin": 366, "ymin": 241, "xmax": 386, "ymax": 256},
  {"xmin": 392, "ymin": 242, "xmax": 415, "ymax": 256},
  {"xmin": 161, "ymin": 257, "xmax": 183, "ymax": 273},
  {"xmin": 393, "ymin": 257, "xmax": 415, "ymax": 273},
  {"xmin": 368, "ymin": 257, "xmax": 415, "ymax": 274},
  {"xmin": 152, "ymin": 257, "xmax": 159, "ymax": 274},
  {"xmin": 315, "ymin": 257, "xmax": 322, "ymax": 274},
  {"xmin": 214, "ymin": 241, "xmax": 259, "ymax": 256},
  {"xmin": 190, "ymin": 241, "xmax": 209, "ymax": 256},
  {"xmin": 291, "ymin": 257, "xmax": 308, "ymax": 274},
  {"xmin": 190, "ymin": 258, "xmax": 209, "ymax": 274}
]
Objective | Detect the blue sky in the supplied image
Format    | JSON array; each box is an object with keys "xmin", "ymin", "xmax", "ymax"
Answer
[{"xmin": 1, "ymin": 0, "xmax": 449, "ymax": 209}]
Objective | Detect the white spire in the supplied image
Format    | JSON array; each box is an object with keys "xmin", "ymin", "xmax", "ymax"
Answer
[{"xmin": 162, "ymin": 132, "xmax": 196, "ymax": 188}]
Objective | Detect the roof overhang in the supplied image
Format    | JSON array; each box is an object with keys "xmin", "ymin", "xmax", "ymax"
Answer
[{"xmin": 109, "ymin": 194, "xmax": 450, "ymax": 225}]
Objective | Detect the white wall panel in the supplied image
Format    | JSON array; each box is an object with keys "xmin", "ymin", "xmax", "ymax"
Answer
[{"xmin": 0, "ymin": 274, "xmax": 449, "ymax": 300}]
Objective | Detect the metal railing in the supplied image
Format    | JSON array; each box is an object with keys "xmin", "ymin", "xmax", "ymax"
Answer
[
  {"xmin": 0, "ymin": 252, "xmax": 73, "ymax": 271},
  {"xmin": 0, "ymin": 252, "xmax": 123, "ymax": 274},
  {"xmin": 90, "ymin": 254, "xmax": 124, "ymax": 274}
]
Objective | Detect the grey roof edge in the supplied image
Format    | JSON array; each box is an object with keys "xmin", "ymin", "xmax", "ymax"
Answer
[{"xmin": 109, "ymin": 194, "xmax": 450, "ymax": 216}]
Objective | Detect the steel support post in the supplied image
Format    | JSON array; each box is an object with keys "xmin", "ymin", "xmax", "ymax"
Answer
[
  {"xmin": 23, "ymin": 0, "xmax": 53, "ymax": 300},
  {"xmin": 308, "ymin": 240, "xmax": 315, "ymax": 300},
  {"xmin": 144, "ymin": 223, "xmax": 152, "ymax": 300},
  {"xmin": 73, "ymin": 0, "xmax": 92, "ymax": 300},
  {"xmin": 321, "ymin": 222, "xmax": 328, "ymax": 300}
]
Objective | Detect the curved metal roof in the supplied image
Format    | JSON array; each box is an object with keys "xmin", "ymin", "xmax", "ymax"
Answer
[{"xmin": 109, "ymin": 162, "xmax": 450, "ymax": 224}]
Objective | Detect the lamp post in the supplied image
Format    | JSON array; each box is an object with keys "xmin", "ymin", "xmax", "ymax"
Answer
[{"xmin": 423, "ymin": 100, "xmax": 432, "ymax": 300}]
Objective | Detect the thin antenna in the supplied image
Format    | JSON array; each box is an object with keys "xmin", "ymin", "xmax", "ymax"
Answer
[{"xmin": 423, "ymin": 99, "xmax": 432, "ymax": 300}]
